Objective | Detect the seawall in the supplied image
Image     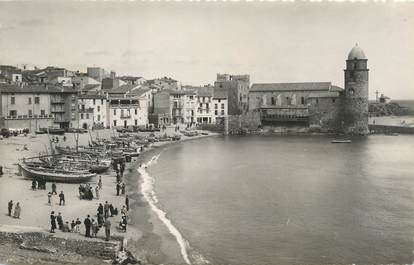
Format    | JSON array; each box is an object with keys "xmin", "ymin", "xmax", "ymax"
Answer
[{"xmin": 369, "ymin": 124, "xmax": 414, "ymax": 134}]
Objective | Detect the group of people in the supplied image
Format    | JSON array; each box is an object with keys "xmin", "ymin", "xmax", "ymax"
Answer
[
  {"xmin": 50, "ymin": 211, "xmax": 82, "ymax": 233},
  {"xmin": 31, "ymin": 178, "xmax": 47, "ymax": 190},
  {"xmin": 79, "ymin": 183, "xmax": 95, "ymax": 200},
  {"xmin": 7, "ymin": 200, "xmax": 21, "ymax": 219},
  {"xmin": 116, "ymin": 181, "xmax": 126, "ymax": 196}
]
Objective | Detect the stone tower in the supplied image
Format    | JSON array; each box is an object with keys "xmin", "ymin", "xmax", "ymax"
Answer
[{"xmin": 341, "ymin": 44, "xmax": 369, "ymax": 135}]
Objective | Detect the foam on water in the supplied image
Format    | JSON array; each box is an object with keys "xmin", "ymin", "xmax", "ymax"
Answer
[{"xmin": 139, "ymin": 154, "xmax": 209, "ymax": 265}]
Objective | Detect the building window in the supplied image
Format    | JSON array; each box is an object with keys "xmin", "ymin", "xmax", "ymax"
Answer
[
  {"xmin": 135, "ymin": 109, "xmax": 137, "ymax": 115},
  {"xmin": 199, "ymin": 103, "xmax": 202, "ymax": 108},
  {"xmin": 34, "ymin": 97, "xmax": 40, "ymax": 104},
  {"xmin": 86, "ymin": 113, "xmax": 89, "ymax": 119},
  {"xmin": 221, "ymin": 103, "xmax": 225, "ymax": 109},
  {"xmin": 28, "ymin": 110, "xmax": 32, "ymax": 117},
  {"xmin": 271, "ymin": 97, "xmax": 275, "ymax": 105},
  {"xmin": 215, "ymin": 110, "xmax": 218, "ymax": 115},
  {"xmin": 113, "ymin": 109, "xmax": 116, "ymax": 115},
  {"xmin": 93, "ymin": 99, "xmax": 96, "ymax": 105},
  {"xmin": 97, "ymin": 115, "xmax": 101, "ymax": 121},
  {"xmin": 332, "ymin": 98, "xmax": 336, "ymax": 103},
  {"xmin": 28, "ymin": 97, "xmax": 32, "ymax": 105},
  {"xmin": 101, "ymin": 99, "xmax": 104, "ymax": 105},
  {"xmin": 215, "ymin": 104, "xmax": 218, "ymax": 109},
  {"xmin": 11, "ymin": 97, "xmax": 15, "ymax": 105},
  {"xmin": 206, "ymin": 103, "xmax": 209, "ymax": 109},
  {"xmin": 135, "ymin": 120, "xmax": 138, "ymax": 126},
  {"xmin": 41, "ymin": 109, "xmax": 45, "ymax": 116},
  {"xmin": 97, "ymin": 106, "xmax": 100, "ymax": 112},
  {"xmin": 9, "ymin": 110, "xmax": 17, "ymax": 116},
  {"xmin": 113, "ymin": 120, "xmax": 117, "ymax": 126},
  {"xmin": 301, "ymin": 97, "xmax": 305, "ymax": 105},
  {"xmin": 81, "ymin": 113, "xmax": 84, "ymax": 119},
  {"xmin": 221, "ymin": 110, "xmax": 225, "ymax": 115},
  {"xmin": 316, "ymin": 98, "xmax": 319, "ymax": 105},
  {"xmin": 218, "ymin": 99, "xmax": 221, "ymax": 103}
]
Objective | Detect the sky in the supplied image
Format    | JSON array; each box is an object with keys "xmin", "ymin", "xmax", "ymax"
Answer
[{"xmin": 0, "ymin": 1, "xmax": 413, "ymax": 99}]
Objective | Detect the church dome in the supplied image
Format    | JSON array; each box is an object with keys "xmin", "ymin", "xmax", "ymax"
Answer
[{"xmin": 347, "ymin": 44, "xmax": 366, "ymax": 60}]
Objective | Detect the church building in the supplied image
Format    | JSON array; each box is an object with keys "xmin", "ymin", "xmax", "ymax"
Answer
[{"xmin": 248, "ymin": 44, "xmax": 369, "ymax": 135}]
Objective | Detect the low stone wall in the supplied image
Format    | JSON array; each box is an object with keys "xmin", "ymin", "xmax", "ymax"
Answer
[
  {"xmin": 0, "ymin": 230, "xmax": 121, "ymax": 259},
  {"xmin": 228, "ymin": 111, "xmax": 261, "ymax": 133},
  {"xmin": 369, "ymin": 124, "xmax": 414, "ymax": 134}
]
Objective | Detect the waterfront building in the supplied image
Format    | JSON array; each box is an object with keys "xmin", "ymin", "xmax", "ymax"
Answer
[
  {"xmin": 108, "ymin": 93, "xmax": 148, "ymax": 129},
  {"xmin": 248, "ymin": 44, "xmax": 369, "ymax": 134},
  {"xmin": 214, "ymin": 74, "xmax": 250, "ymax": 115},
  {"xmin": 0, "ymin": 84, "xmax": 78, "ymax": 131},
  {"xmin": 78, "ymin": 93, "xmax": 108, "ymax": 129},
  {"xmin": 193, "ymin": 86, "xmax": 214, "ymax": 124},
  {"xmin": 212, "ymin": 89, "xmax": 228, "ymax": 124}
]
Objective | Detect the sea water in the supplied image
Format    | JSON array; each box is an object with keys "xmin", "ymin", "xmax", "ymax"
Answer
[{"xmin": 142, "ymin": 135, "xmax": 414, "ymax": 265}]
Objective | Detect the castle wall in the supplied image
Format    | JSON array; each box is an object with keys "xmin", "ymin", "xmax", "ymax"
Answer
[{"xmin": 308, "ymin": 97, "xmax": 342, "ymax": 132}]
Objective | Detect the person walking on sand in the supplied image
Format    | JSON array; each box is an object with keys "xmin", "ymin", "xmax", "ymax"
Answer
[
  {"xmin": 125, "ymin": 195, "xmax": 129, "ymax": 212},
  {"xmin": 47, "ymin": 192, "xmax": 52, "ymax": 205},
  {"xmin": 121, "ymin": 182, "xmax": 126, "ymax": 195},
  {"xmin": 84, "ymin": 215, "xmax": 91, "ymax": 237},
  {"xmin": 104, "ymin": 218, "xmax": 111, "ymax": 241},
  {"xmin": 8, "ymin": 200, "xmax": 13, "ymax": 216},
  {"xmin": 50, "ymin": 211, "xmax": 57, "ymax": 233},
  {"xmin": 13, "ymin": 202, "xmax": 21, "ymax": 219},
  {"xmin": 97, "ymin": 203, "xmax": 104, "ymax": 216},
  {"xmin": 59, "ymin": 191, "xmax": 65, "ymax": 206},
  {"xmin": 104, "ymin": 201, "xmax": 109, "ymax": 219}
]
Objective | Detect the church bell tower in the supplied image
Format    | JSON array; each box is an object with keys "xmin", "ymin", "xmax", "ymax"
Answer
[{"xmin": 342, "ymin": 44, "xmax": 369, "ymax": 135}]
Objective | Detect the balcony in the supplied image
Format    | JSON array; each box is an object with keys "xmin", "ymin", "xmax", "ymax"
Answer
[
  {"xmin": 51, "ymin": 98, "xmax": 65, "ymax": 104},
  {"xmin": 79, "ymin": 107, "xmax": 94, "ymax": 113},
  {"xmin": 5, "ymin": 114, "xmax": 54, "ymax": 120},
  {"xmin": 120, "ymin": 114, "xmax": 131, "ymax": 119}
]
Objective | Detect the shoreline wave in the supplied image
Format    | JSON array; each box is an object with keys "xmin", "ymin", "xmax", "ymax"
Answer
[{"xmin": 138, "ymin": 154, "xmax": 210, "ymax": 265}]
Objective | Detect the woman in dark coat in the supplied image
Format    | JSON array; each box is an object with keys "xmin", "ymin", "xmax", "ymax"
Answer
[{"xmin": 50, "ymin": 211, "xmax": 57, "ymax": 233}]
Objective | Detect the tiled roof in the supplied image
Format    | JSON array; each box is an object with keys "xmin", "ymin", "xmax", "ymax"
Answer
[
  {"xmin": 83, "ymin": 84, "xmax": 101, "ymax": 91},
  {"xmin": 128, "ymin": 88, "xmax": 151, "ymax": 97},
  {"xmin": 119, "ymin": 76, "xmax": 143, "ymax": 81},
  {"xmin": 0, "ymin": 84, "xmax": 78, "ymax": 94},
  {"xmin": 250, "ymin": 82, "xmax": 332, "ymax": 92},
  {"xmin": 213, "ymin": 88, "xmax": 228, "ymax": 99},
  {"xmin": 79, "ymin": 93, "xmax": 107, "ymax": 99},
  {"xmin": 187, "ymin": 86, "xmax": 214, "ymax": 97}
]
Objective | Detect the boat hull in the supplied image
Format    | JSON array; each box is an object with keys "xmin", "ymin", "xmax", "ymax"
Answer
[{"xmin": 18, "ymin": 163, "xmax": 96, "ymax": 183}]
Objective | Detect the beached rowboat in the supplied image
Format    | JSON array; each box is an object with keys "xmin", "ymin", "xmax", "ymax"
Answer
[{"xmin": 18, "ymin": 161, "xmax": 96, "ymax": 183}]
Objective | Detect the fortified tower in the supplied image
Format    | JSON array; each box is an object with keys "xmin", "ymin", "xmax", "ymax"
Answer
[{"xmin": 341, "ymin": 44, "xmax": 369, "ymax": 135}]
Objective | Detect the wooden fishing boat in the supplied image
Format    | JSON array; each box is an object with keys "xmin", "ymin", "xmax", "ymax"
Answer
[
  {"xmin": 331, "ymin": 139, "xmax": 352, "ymax": 143},
  {"xmin": 89, "ymin": 159, "xmax": 111, "ymax": 173},
  {"xmin": 18, "ymin": 161, "xmax": 96, "ymax": 183}
]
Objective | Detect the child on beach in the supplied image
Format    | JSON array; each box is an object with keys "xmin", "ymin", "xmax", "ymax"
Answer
[
  {"xmin": 75, "ymin": 218, "xmax": 81, "ymax": 233},
  {"xmin": 13, "ymin": 202, "xmax": 21, "ymax": 219}
]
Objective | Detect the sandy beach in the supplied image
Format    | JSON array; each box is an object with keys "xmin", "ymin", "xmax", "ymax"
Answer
[{"xmin": 0, "ymin": 128, "xmax": 217, "ymax": 265}]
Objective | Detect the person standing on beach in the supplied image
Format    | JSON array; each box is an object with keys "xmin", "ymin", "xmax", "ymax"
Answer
[
  {"xmin": 84, "ymin": 215, "xmax": 91, "ymax": 237},
  {"xmin": 104, "ymin": 201, "xmax": 109, "ymax": 219},
  {"xmin": 47, "ymin": 192, "xmax": 52, "ymax": 205},
  {"xmin": 50, "ymin": 211, "xmax": 56, "ymax": 233},
  {"xmin": 59, "ymin": 191, "xmax": 65, "ymax": 206},
  {"xmin": 7, "ymin": 200, "xmax": 13, "ymax": 216},
  {"xmin": 116, "ymin": 182, "xmax": 120, "ymax": 196},
  {"xmin": 121, "ymin": 182, "xmax": 126, "ymax": 195},
  {"xmin": 98, "ymin": 176, "xmax": 102, "ymax": 190},
  {"xmin": 104, "ymin": 218, "xmax": 111, "ymax": 241},
  {"xmin": 75, "ymin": 218, "xmax": 81, "ymax": 233},
  {"xmin": 13, "ymin": 202, "xmax": 21, "ymax": 219},
  {"xmin": 125, "ymin": 195, "xmax": 129, "ymax": 212},
  {"xmin": 95, "ymin": 186, "xmax": 100, "ymax": 199},
  {"xmin": 97, "ymin": 203, "xmax": 104, "ymax": 216},
  {"xmin": 57, "ymin": 212, "xmax": 63, "ymax": 230},
  {"xmin": 51, "ymin": 182, "xmax": 57, "ymax": 195}
]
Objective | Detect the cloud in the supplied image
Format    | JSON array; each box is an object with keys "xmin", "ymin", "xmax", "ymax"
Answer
[{"xmin": 84, "ymin": 50, "xmax": 112, "ymax": 57}]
